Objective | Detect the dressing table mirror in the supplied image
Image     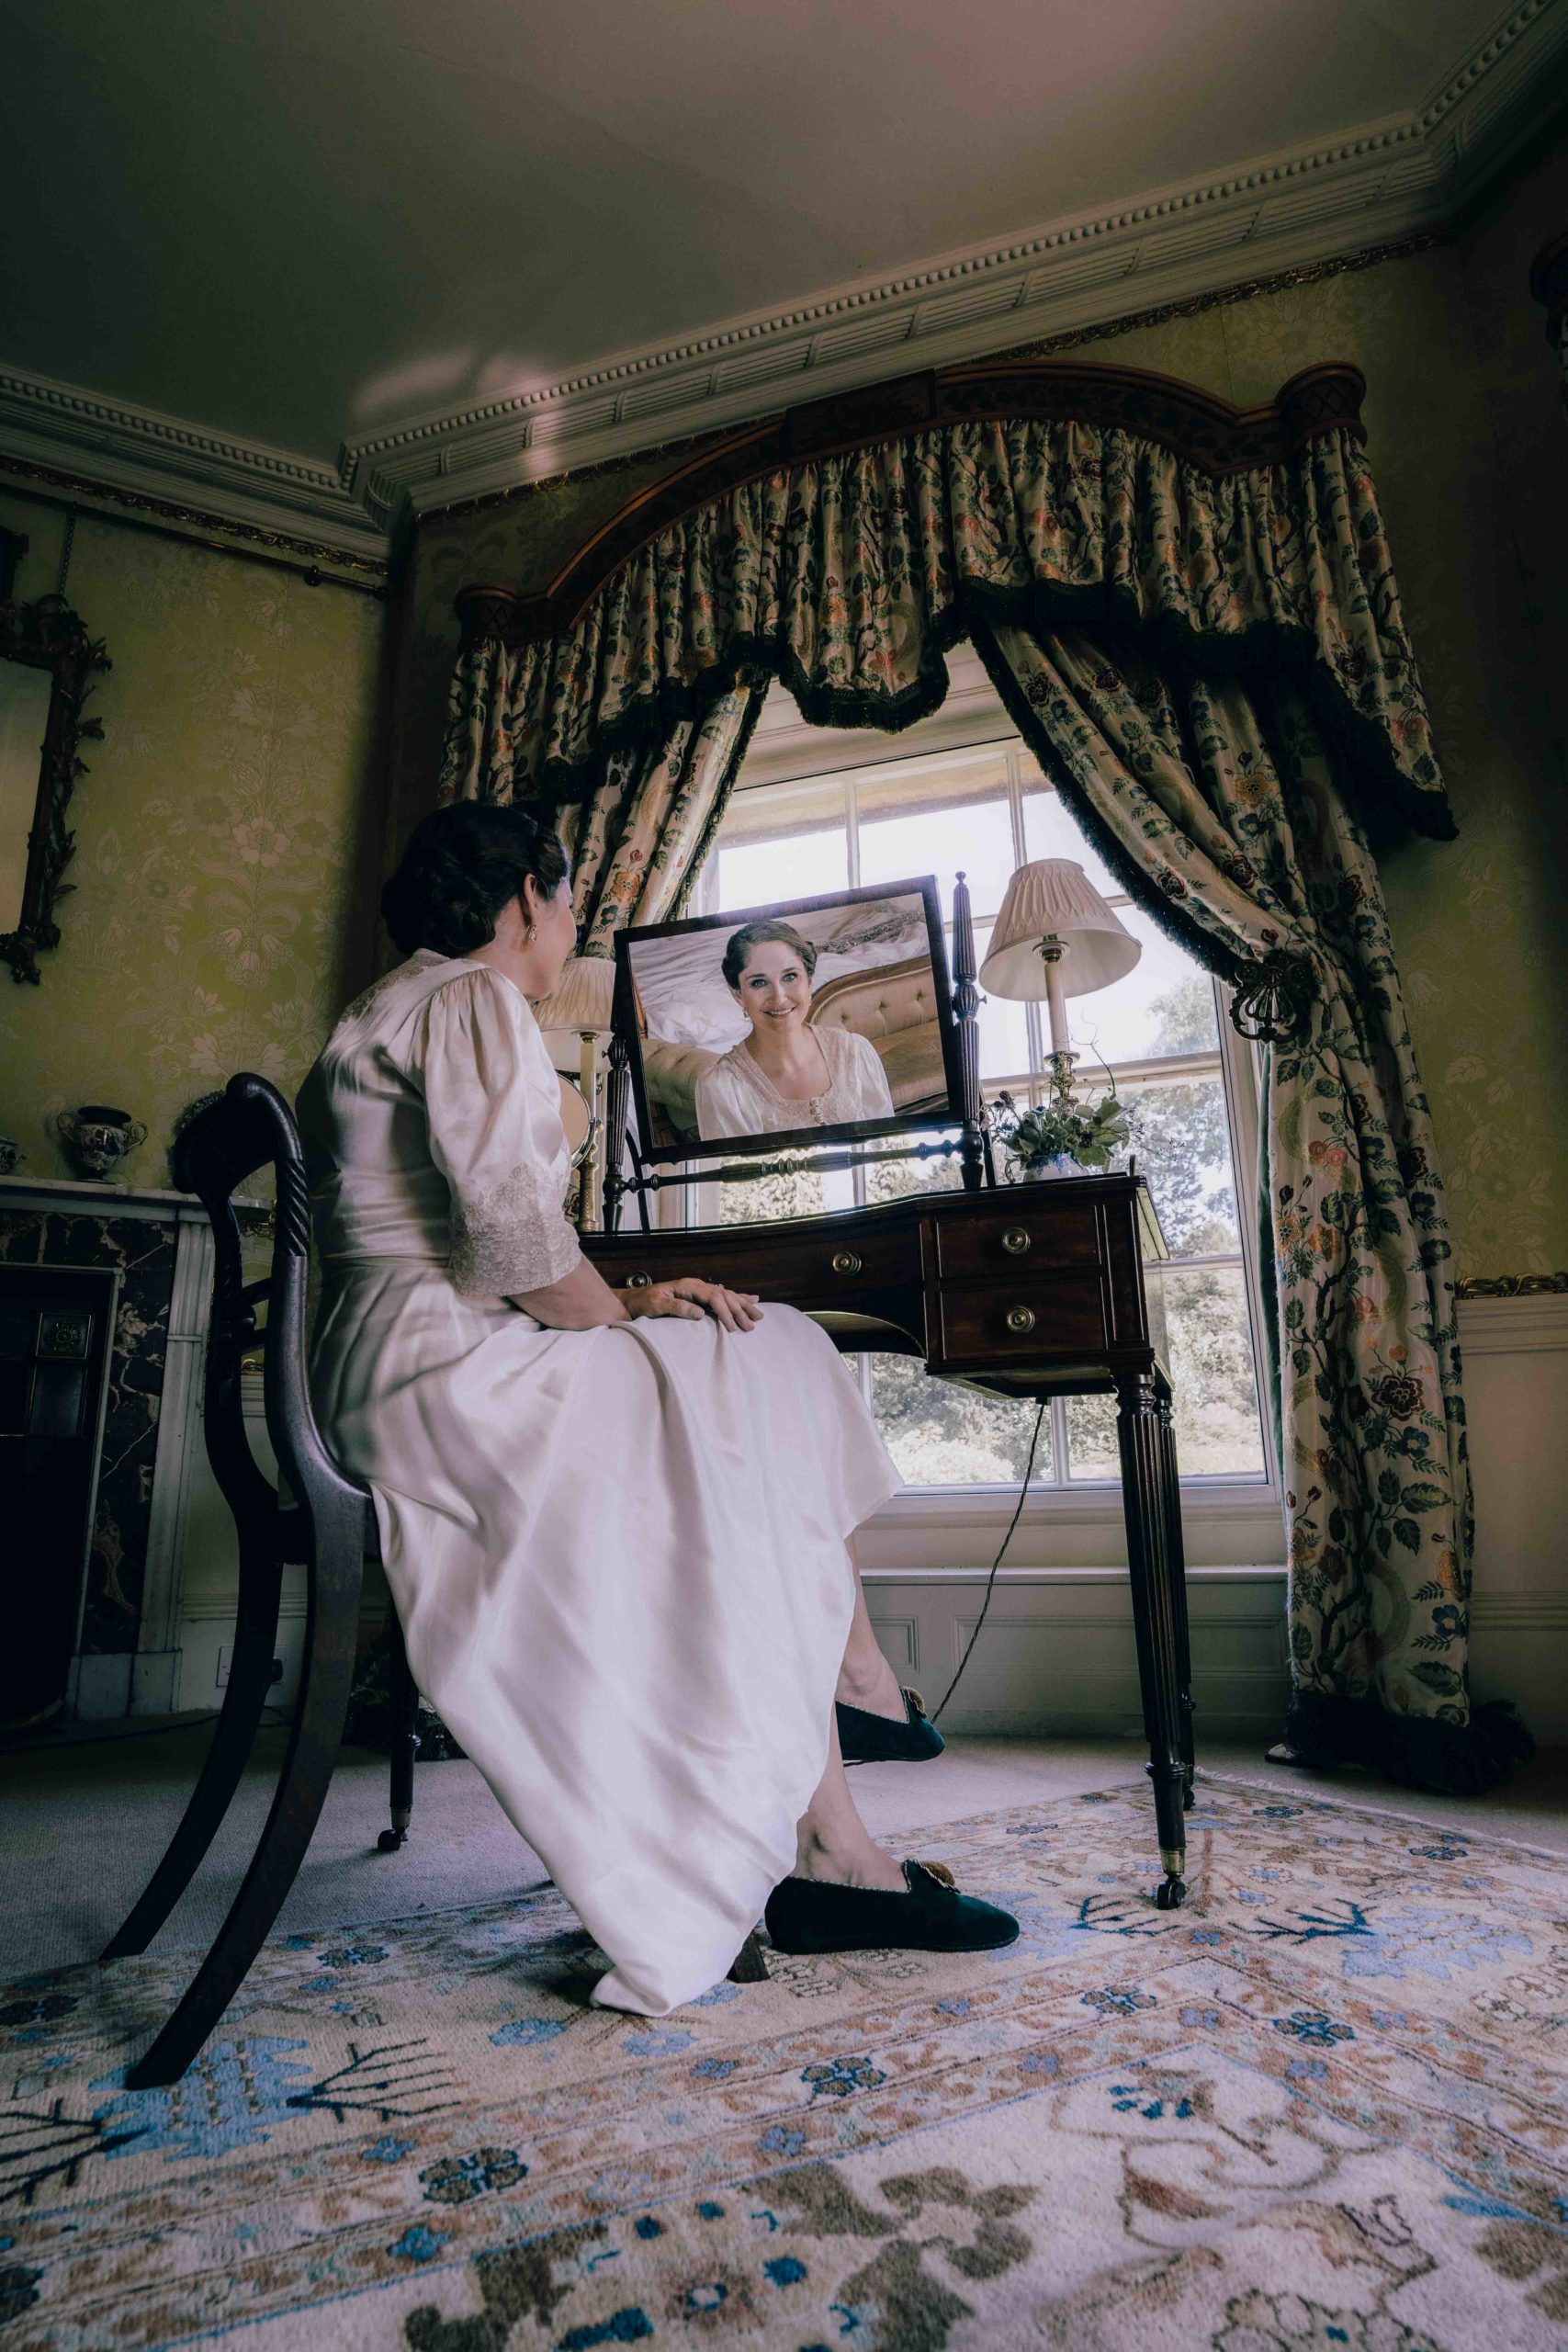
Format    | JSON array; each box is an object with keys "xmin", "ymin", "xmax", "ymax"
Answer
[{"xmin": 612, "ymin": 874, "xmax": 971, "ymax": 1193}]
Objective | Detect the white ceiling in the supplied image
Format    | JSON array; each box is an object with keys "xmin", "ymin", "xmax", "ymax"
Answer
[{"xmin": 2, "ymin": 0, "xmax": 1562, "ymax": 543}]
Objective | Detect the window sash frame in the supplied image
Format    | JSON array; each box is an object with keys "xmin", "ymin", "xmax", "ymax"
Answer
[{"xmin": 678, "ymin": 732, "xmax": 1284, "ymax": 1526}]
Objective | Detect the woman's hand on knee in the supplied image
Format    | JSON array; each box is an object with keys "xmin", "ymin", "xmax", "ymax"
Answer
[{"xmin": 616, "ymin": 1278, "xmax": 763, "ymax": 1332}]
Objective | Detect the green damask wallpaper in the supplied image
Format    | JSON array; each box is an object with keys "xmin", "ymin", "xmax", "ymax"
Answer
[
  {"xmin": 394, "ymin": 140, "xmax": 1568, "ymax": 1286},
  {"xmin": 0, "ymin": 494, "xmax": 386, "ymax": 1182}
]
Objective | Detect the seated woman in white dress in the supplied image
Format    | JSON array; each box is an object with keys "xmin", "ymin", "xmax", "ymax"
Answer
[
  {"xmin": 298, "ymin": 802, "xmax": 1015, "ymax": 2017},
  {"xmin": 695, "ymin": 920, "xmax": 897, "ymax": 1142}
]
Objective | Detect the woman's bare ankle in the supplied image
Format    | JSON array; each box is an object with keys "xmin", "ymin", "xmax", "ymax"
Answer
[
  {"xmin": 833, "ymin": 1655, "xmax": 906, "ymax": 1721},
  {"xmin": 793, "ymin": 1826, "xmax": 906, "ymax": 1893}
]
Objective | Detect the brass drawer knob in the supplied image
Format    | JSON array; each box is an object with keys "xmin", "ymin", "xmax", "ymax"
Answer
[
  {"xmin": 626, "ymin": 1271, "xmax": 653, "ymax": 1288},
  {"xmin": 1006, "ymin": 1303, "xmax": 1037, "ymax": 1334},
  {"xmin": 1001, "ymin": 1226, "xmax": 1032, "ymax": 1256},
  {"xmin": 831, "ymin": 1250, "xmax": 863, "ymax": 1276}
]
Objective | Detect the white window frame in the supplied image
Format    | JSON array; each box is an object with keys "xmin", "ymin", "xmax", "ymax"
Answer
[{"xmin": 666, "ymin": 684, "xmax": 1288, "ymax": 1574}]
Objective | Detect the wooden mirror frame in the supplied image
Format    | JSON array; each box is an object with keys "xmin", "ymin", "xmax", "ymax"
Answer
[
  {"xmin": 0, "ymin": 593, "xmax": 111, "ymax": 986},
  {"xmin": 613, "ymin": 874, "xmax": 967, "ymax": 1170}
]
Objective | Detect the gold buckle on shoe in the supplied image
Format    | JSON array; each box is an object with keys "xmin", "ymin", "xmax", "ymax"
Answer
[{"xmin": 914, "ymin": 1860, "xmax": 956, "ymax": 1888}]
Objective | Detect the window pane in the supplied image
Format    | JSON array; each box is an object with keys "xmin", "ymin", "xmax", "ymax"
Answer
[
  {"xmin": 719, "ymin": 773, "xmax": 846, "ymax": 844},
  {"xmin": 871, "ymin": 1354, "xmax": 1053, "ymax": 1487},
  {"xmin": 1067, "ymin": 907, "xmax": 1220, "ymax": 1067},
  {"xmin": 1163, "ymin": 1262, "xmax": 1266, "ymax": 1476},
  {"xmin": 1122, "ymin": 1073, "xmax": 1240, "ymax": 1255},
  {"xmin": 715, "ymin": 776, "xmax": 848, "ymax": 907},
  {"xmin": 1021, "ymin": 785, "xmax": 1121, "ymax": 899},
  {"xmin": 859, "ymin": 760, "xmax": 1016, "ymax": 916},
  {"xmin": 1064, "ymin": 1390, "xmax": 1121, "ymax": 1481},
  {"xmin": 863, "ymin": 1149, "xmax": 964, "ymax": 1204},
  {"xmin": 1064, "ymin": 1266, "xmax": 1264, "ymax": 1480},
  {"xmin": 972, "ymin": 921, "xmax": 1032, "ymax": 1080},
  {"xmin": 705, "ymin": 1153, "xmax": 856, "ymax": 1227}
]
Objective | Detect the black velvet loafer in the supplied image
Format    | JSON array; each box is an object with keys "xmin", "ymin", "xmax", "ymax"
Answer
[
  {"xmin": 836, "ymin": 1685, "xmax": 946, "ymax": 1766},
  {"xmin": 764, "ymin": 1860, "xmax": 1019, "ymax": 1955}
]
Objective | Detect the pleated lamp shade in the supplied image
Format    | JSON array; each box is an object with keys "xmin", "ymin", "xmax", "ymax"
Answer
[
  {"xmin": 535, "ymin": 955, "xmax": 616, "ymax": 1074},
  {"xmin": 979, "ymin": 860, "xmax": 1141, "ymax": 1001}
]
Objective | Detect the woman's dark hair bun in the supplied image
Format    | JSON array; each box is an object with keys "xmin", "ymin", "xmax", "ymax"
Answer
[{"xmin": 381, "ymin": 800, "xmax": 570, "ymax": 957}]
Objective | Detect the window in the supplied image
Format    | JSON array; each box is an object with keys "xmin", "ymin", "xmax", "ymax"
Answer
[{"xmin": 676, "ymin": 660, "xmax": 1273, "ymax": 1498}]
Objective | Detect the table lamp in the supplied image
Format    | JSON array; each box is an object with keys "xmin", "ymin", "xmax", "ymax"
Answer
[
  {"xmin": 535, "ymin": 955, "xmax": 616, "ymax": 1227},
  {"xmin": 979, "ymin": 859, "xmax": 1140, "ymax": 1110}
]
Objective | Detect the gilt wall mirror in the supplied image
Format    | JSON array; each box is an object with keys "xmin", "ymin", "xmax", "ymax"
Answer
[
  {"xmin": 0, "ymin": 561, "xmax": 111, "ymax": 985},
  {"xmin": 615, "ymin": 876, "xmax": 964, "ymax": 1166}
]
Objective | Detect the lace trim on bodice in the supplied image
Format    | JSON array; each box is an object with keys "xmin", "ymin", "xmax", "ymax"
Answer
[{"xmin": 448, "ymin": 1161, "xmax": 583, "ymax": 1297}]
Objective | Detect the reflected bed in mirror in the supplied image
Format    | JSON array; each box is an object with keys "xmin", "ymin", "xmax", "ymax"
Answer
[{"xmin": 615, "ymin": 877, "xmax": 964, "ymax": 1163}]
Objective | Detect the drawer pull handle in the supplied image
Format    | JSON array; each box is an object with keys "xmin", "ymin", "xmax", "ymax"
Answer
[
  {"xmin": 1001, "ymin": 1226, "xmax": 1032, "ymax": 1256},
  {"xmin": 832, "ymin": 1250, "xmax": 863, "ymax": 1276},
  {"xmin": 625, "ymin": 1271, "xmax": 654, "ymax": 1289},
  {"xmin": 1006, "ymin": 1304, "xmax": 1037, "ymax": 1335}
]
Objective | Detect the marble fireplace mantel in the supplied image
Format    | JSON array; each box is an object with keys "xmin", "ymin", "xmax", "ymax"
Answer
[{"xmin": 1, "ymin": 1172, "xmax": 264, "ymax": 1720}]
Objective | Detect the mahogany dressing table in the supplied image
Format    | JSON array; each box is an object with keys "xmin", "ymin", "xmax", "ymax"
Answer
[{"xmin": 585, "ymin": 1169, "xmax": 1196, "ymax": 1907}]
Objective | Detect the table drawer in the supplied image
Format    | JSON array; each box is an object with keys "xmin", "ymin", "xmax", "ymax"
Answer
[
  {"xmin": 591, "ymin": 1222, "xmax": 925, "ymax": 1305},
  {"xmin": 935, "ymin": 1200, "xmax": 1100, "ymax": 1283},
  {"xmin": 935, "ymin": 1273, "xmax": 1107, "ymax": 1366}
]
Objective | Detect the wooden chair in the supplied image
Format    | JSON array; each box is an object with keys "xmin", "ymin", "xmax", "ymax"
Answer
[{"xmin": 101, "ymin": 1073, "xmax": 761, "ymax": 2089}]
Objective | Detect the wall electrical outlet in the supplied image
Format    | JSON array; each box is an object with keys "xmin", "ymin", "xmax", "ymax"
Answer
[{"xmin": 214, "ymin": 1646, "xmax": 285, "ymax": 1692}]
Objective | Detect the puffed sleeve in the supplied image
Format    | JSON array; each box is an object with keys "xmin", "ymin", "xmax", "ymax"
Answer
[{"xmin": 415, "ymin": 968, "xmax": 583, "ymax": 1297}]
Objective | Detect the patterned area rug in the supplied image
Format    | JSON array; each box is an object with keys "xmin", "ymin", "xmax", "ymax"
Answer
[{"xmin": 4, "ymin": 1774, "xmax": 1567, "ymax": 2351}]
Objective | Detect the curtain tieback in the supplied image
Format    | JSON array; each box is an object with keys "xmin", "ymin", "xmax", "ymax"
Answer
[{"xmin": 1229, "ymin": 949, "xmax": 1316, "ymax": 1045}]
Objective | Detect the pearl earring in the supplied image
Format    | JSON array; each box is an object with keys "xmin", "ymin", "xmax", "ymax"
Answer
[{"xmin": 524, "ymin": 920, "xmax": 537, "ymax": 943}]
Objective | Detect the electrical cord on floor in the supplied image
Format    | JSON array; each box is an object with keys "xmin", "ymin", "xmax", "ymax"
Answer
[{"xmin": 929, "ymin": 1397, "xmax": 1047, "ymax": 1724}]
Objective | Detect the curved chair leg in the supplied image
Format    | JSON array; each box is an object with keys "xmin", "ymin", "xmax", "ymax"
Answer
[
  {"xmin": 101, "ymin": 1537, "xmax": 284, "ymax": 1962},
  {"xmin": 123, "ymin": 1498, "xmax": 364, "ymax": 2087},
  {"xmin": 728, "ymin": 1930, "xmax": 769, "ymax": 1984},
  {"xmin": 379, "ymin": 1614, "xmax": 421, "ymax": 1853}
]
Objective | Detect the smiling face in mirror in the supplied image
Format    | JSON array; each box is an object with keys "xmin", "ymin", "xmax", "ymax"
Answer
[{"xmin": 726, "ymin": 923, "xmax": 818, "ymax": 1048}]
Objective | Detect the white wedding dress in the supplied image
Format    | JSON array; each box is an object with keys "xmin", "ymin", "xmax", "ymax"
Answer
[{"xmin": 297, "ymin": 949, "xmax": 900, "ymax": 2015}]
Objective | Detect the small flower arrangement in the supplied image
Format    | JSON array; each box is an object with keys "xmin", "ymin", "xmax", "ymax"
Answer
[{"xmin": 991, "ymin": 1087, "xmax": 1130, "ymax": 1179}]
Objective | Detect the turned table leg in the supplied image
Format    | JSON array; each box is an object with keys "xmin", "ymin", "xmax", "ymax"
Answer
[
  {"xmin": 1115, "ymin": 1367, "xmax": 1190, "ymax": 1909},
  {"xmin": 1155, "ymin": 1370, "xmax": 1196, "ymax": 1807}
]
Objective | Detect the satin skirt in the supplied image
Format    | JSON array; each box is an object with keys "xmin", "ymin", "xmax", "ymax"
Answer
[{"xmin": 310, "ymin": 1267, "xmax": 901, "ymax": 2014}]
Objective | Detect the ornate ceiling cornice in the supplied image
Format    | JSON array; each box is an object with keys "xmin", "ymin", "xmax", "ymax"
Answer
[
  {"xmin": 0, "ymin": 363, "xmax": 390, "ymax": 561},
  {"xmin": 0, "ymin": 0, "xmax": 1562, "ymax": 547},
  {"xmin": 355, "ymin": 0, "xmax": 1568, "ymax": 521}
]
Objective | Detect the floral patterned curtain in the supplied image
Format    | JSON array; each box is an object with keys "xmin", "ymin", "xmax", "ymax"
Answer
[
  {"xmin": 555, "ymin": 686, "xmax": 761, "ymax": 956},
  {"xmin": 439, "ymin": 400, "xmax": 1527, "ymax": 1790},
  {"xmin": 975, "ymin": 618, "xmax": 1526, "ymax": 1792},
  {"xmin": 441, "ymin": 416, "xmax": 1451, "ymax": 843}
]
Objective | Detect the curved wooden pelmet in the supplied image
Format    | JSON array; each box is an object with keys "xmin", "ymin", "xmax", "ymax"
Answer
[{"xmin": 454, "ymin": 358, "xmax": 1368, "ymax": 648}]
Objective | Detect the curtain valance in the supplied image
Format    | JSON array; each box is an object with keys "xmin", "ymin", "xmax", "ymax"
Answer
[{"xmin": 441, "ymin": 393, "xmax": 1452, "ymax": 842}]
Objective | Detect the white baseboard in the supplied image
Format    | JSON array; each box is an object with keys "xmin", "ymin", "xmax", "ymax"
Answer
[{"xmin": 864, "ymin": 1566, "xmax": 1290, "ymax": 1739}]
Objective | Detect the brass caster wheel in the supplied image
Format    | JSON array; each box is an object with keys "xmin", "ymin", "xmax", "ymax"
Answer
[
  {"xmin": 1155, "ymin": 1875, "xmax": 1187, "ymax": 1911},
  {"xmin": 377, "ymin": 1827, "xmax": 407, "ymax": 1853}
]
